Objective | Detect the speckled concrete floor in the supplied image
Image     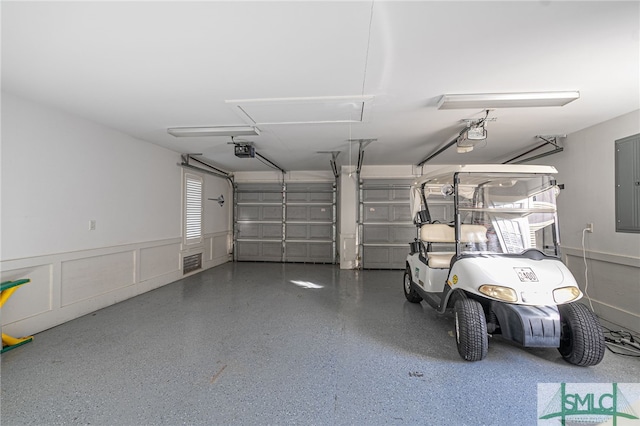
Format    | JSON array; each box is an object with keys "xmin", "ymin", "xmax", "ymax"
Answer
[{"xmin": 1, "ymin": 262, "xmax": 638, "ymax": 425}]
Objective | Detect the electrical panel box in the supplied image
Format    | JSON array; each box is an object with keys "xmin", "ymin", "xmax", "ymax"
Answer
[
  {"xmin": 615, "ymin": 133, "xmax": 640, "ymax": 233},
  {"xmin": 234, "ymin": 145, "xmax": 255, "ymax": 158}
]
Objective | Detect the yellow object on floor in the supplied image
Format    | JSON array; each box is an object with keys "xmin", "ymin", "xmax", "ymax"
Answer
[{"xmin": 1, "ymin": 279, "xmax": 33, "ymax": 353}]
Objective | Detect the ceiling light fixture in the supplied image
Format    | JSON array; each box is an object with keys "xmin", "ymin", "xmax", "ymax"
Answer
[
  {"xmin": 437, "ymin": 91, "xmax": 580, "ymax": 110},
  {"xmin": 167, "ymin": 126, "xmax": 260, "ymax": 137}
]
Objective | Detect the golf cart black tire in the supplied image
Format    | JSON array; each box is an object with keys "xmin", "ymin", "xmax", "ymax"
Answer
[
  {"xmin": 403, "ymin": 267, "xmax": 422, "ymax": 303},
  {"xmin": 454, "ymin": 298, "xmax": 489, "ymax": 361},
  {"xmin": 558, "ymin": 302, "xmax": 605, "ymax": 366}
]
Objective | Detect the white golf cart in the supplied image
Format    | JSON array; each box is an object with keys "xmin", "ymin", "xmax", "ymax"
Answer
[{"xmin": 404, "ymin": 164, "xmax": 605, "ymax": 366}]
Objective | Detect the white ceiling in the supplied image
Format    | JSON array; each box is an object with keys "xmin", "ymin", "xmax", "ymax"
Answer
[{"xmin": 3, "ymin": 1, "xmax": 639, "ymax": 173}]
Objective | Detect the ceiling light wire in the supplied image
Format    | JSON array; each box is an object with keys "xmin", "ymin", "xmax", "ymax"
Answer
[
  {"xmin": 360, "ymin": 0, "xmax": 375, "ymax": 96},
  {"xmin": 478, "ymin": 109, "xmax": 490, "ymax": 126}
]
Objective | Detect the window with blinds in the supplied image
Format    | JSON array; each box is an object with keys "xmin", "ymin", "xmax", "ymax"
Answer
[{"xmin": 185, "ymin": 173, "xmax": 203, "ymax": 244}]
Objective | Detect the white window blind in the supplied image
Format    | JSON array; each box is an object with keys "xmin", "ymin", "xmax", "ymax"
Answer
[{"xmin": 185, "ymin": 174, "xmax": 203, "ymax": 244}]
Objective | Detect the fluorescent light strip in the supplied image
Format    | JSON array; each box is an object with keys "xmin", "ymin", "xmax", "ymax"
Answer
[
  {"xmin": 437, "ymin": 91, "xmax": 580, "ymax": 109},
  {"xmin": 168, "ymin": 126, "xmax": 260, "ymax": 137}
]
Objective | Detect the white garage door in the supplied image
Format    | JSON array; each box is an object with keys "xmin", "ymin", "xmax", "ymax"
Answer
[
  {"xmin": 360, "ymin": 179, "xmax": 414, "ymax": 269},
  {"xmin": 235, "ymin": 182, "xmax": 336, "ymax": 263}
]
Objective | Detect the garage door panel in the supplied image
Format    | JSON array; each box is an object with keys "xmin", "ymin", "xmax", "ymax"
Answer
[
  {"xmin": 286, "ymin": 206, "xmax": 308, "ymax": 220},
  {"xmin": 286, "ymin": 224, "xmax": 308, "ymax": 239},
  {"xmin": 237, "ymin": 223, "xmax": 259, "ymax": 239},
  {"xmin": 362, "ymin": 181, "xmax": 410, "ymax": 202},
  {"xmin": 363, "ymin": 205, "xmax": 410, "ymax": 223},
  {"xmin": 237, "ymin": 241, "xmax": 259, "ymax": 257},
  {"xmin": 362, "ymin": 246, "xmax": 408, "ymax": 269},
  {"xmin": 362, "ymin": 189, "xmax": 408, "ymax": 202},
  {"xmin": 287, "ymin": 192, "xmax": 308, "ymax": 202},
  {"xmin": 310, "ymin": 206, "xmax": 331, "ymax": 221},
  {"xmin": 286, "ymin": 205, "xmax": 332, "ymax": 221},
  {"xmin": 363, "ymin": 205, "xmax": 390, "ymax": 222},
  {"xmin": 237, "ymin": 223, "xmax": 282, "ymax": 240},
  {"xmin": 236, "ymin": 184, "xmax": 282, "ymax": 202},
  {"xmin": 287, "ymin": 192, "xmax": 332, "ymax": 203},
  {"xmin": 287, "ymin": 184, "xmax": 333, "ymax": 202},
  {"xmin": 286, "ymin": 224, "xmax": 331, "ymax": 240},
  {"xmin": 262, "ymin": 224, "xmax": 282, "ymax": 239},
  {"xmin": 391, "ymin": 205, "xmax": 412, "ymax": 221},
  {"xmin": 362, "ymin": 189, "xmax": 390, "ymax": 201},
  {"xmin": 262, "ymin": 242, "xmax": 283, "ymax": 257},
  {"xmin": 263, "ymin": 192, "xmax": 282, "ymax": 202},
  {"xmin": 361, "ymin": 179, "xmax": 412, "ymax": 269},
  {"xmin": 363, "ymin": 226, "xmax": 389, "ymax": 243},
  {"xmin": 308, "ymin": 243, "xmax": 332, "ymax": 261},
  {"xmin": 237, "ymin": 205, "xmax": 260, "ymax": 221},
  {"xmin": 236, "ymin": 242, "xmax": 282, "ymax": 261},
  {"xmin": 309, "ymin": 224, "xmax": 331, "ymax": 239},
  {"xmin": 286, "ymin": 242, "xmax": 332, "ymax": 263},
  {"xmin": 260, "ymin": 242, "xmax": 284, "ymax": 261},
  {"xmin": 236, "ymin": 241, "xmax": 282, "ymax": 261},
  {"xmin": 393, "ymin": 226, "xmax": 416, "ymax": 243},
  {"xmin": 237, "ymin": 205, "xmax": 282, "ymax": 221},
  {"xmin": 262, "ymin": 206, "xmax": 283, "ymax": 221},
  {"xmin": 285, "ymin": 242, "xmax": 308, "ymax": 260},
  {"xmin": 236, "ymin": 192, "xmax": 260, "ymax": 203},
  {"xmin": 363, "ymin": 225, "xmax": 414, "ymax": 244}
]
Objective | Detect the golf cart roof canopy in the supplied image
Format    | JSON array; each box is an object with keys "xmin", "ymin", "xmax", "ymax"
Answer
[{"xmin": 411, "ymin": 164, "xmax": 558, "ymax": 188}]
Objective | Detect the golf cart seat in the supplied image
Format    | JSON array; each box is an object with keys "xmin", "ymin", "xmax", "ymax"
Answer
[{"xmin": 420, "ymin": 224, "xmax": 488, "ymax": 268}]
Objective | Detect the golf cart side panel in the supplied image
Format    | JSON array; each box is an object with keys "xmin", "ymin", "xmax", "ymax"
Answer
[
  {"xmin": 491, "ymin": 303, "xmax": 561, "ymax": 347},
  {"xmin": 406, "ymin": 255, "xmax": 450, "ymax": 310}
]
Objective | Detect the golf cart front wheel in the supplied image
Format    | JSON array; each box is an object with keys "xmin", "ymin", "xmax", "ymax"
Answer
[
  {"xmin": 454, "ymin": 298, "xmax": 488, "ymax": 361},
  {"xmin": 558, "ymin": 302, "xmax": 605, "ymax": 366},
  {"xmin": 403, "ymin": 267, "xmax": 422, "ymax": 303}
]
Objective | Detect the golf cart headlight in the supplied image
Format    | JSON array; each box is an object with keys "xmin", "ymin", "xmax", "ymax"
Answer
[
  {"xmin": 478, "ymin": 285, "xmax": 518, "ymax": 302},
  {"xmin": 553, "ymin": 286, "xmax": 581, "ymax": 304}
]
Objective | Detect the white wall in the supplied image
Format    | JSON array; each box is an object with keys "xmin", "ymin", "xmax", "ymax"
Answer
[
  {"xmin": 1, "ymin": 92, "xmax": 231, "ymax": 338},
  {"xmin": 1, "ymin": 93, "xmax": 182, "ymax": 259},
  {"xmin": 537, "ymin": 110, "xmax": 640, "ymax": 332},
  {"xmin": 539, "ymin": 110, "xmax": 640, "ymax": 255}
]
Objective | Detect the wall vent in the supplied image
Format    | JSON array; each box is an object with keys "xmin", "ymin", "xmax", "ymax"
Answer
[{"xmin": 183, "ymin": 253, "xmax": 202, "ymax": 274}]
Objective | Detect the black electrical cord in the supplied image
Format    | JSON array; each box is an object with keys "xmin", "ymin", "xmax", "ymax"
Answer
[
  {"xmin": 477, "ymin": 109, "xmax": 490, "ymax": 126},
  {"xmin": 602, "ymin": 325, "xmax": 640, "ymax": 357},
  {"xmin": 602, "ymin": 325, "xmax": 640, "ymax": 341},
  {"xmin": 604, "ymin": 342, "xmax": 640, "ymax": 358}
]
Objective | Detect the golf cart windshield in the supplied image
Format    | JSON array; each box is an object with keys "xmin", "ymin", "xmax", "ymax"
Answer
[
  {"xmin": 412, "ymin": 166, "xmax": 561, "ymax": 257},
  {"xmin": 456, "ymin": 173, "xmax": 559, "ymax": 255}
]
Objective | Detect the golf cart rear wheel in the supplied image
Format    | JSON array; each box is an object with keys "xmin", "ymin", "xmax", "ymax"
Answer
[
  {"xmin": 558, "ymin": 302, "xmax": 605, "ymax": 366},
  {"xmin": 403, "ymin": 267, "xmax": 422, "ymax": 303},
  {"xmin": 454, "ymin": 298, "xmax": 488, "ymax": 361}
]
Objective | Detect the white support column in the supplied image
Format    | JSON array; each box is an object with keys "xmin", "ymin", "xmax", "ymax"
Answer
[{"xmin": 339, "ymin": 165, "xmax": 358, "ymax": 269}]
